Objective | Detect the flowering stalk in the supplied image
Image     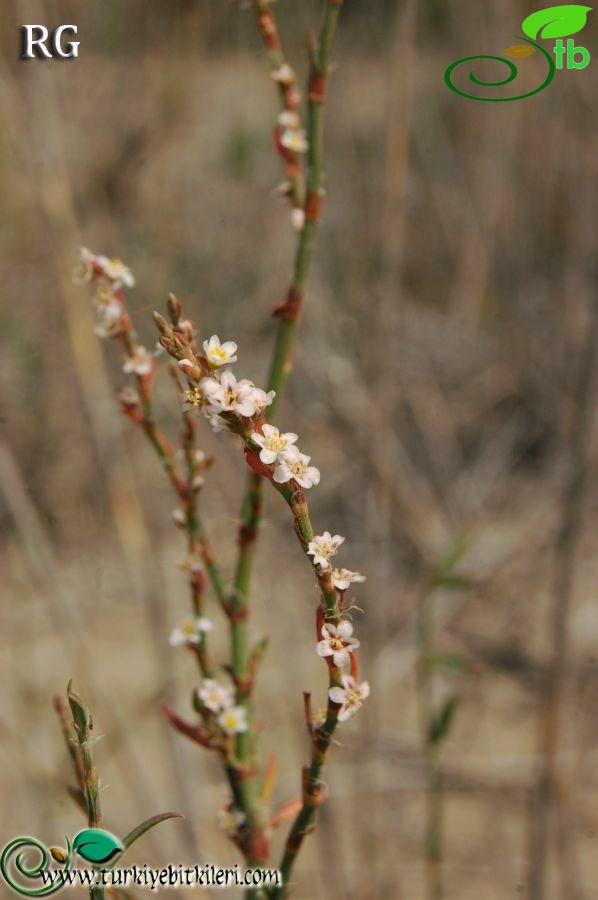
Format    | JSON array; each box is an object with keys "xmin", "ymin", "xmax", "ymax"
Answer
[
  {"xmin": 149, "ymin": 296, "xmax": 369, "ymax": 894},
  {"xmin": 226, "ymin": 0, "xmax": 346, "ymax": 873},
  {"xmin": 233, "ymin": 0, "xmax": 344, "ymax": 616}
]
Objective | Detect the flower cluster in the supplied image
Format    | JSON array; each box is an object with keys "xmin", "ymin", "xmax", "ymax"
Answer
[
  {"xmin": 196, "ymin": 679, "xmax": 248, "ymax": 736},
  {"xmin": 252, "ymin": 425, "xmax": 320, "ymax": 489},
  {"xmin": 152, "ymin": 314, "xmax": 324, "ymax": 492},
  {"xmin": 305, "ymin": 531, "xmax": 369, "ymax": 722},
  {"xmin": 169, "ymin": 615, "xmax": 213, "ymax": 647},
  {"xmin": 75, "ymin": 247, "xmax": 135, "ymax": 290},
  {"xmin": 169, "ymin": 622, "xmax": 247, "ymax": 736},
  {"xmin": 74, "ymin": 247, "xmax": 134, "ymax": 339},
  {"xmin": 74, "ymin": 248, "xmax": 156, "ymax": 381}
]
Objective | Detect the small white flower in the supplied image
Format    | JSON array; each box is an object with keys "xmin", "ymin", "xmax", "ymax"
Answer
[
  {"xmin": 76, "ymin": 247, "xmax": 135, "ymax": 288},
  {"xmin": 171, "ymin": 509, "xmax": 186, "ymax": 527},
  {"xmin": 203, "ymin": 334, "xmax": 238, "ymax": 368},
  {"xmin": 250, "ymin": 385, "xmax": 276, "ymax": 414},
  {"xmin": 331, "ymin": 568, "xmax": 366, "ymax": 591},
  {"xmin": 181, "ymin": 386, "xmax": 208, "ymax": 412},
  {"xmin": 280, "ymin": 128, "xmax": 308, "ymax": 154},
  {"xmin": 272, "ymin": 64, "xmax": 295, "ymax": 85},
  {"xmin": 197, "ymin": 679, "xmax": 234, "ymax": 714},
  {"xmin": 329, "ymin": 675, "xmax": 370, "ymax": 722},
  {"xmin": 273, "ymin": 446, "xmax": 320, "ymax": 489},
  {"xmin": 74, "ymin": 247, "xmax": 96, "ymax": 284},
  {"xmin": 123, "ymin": 345, "xmax": 153, "ymax": 377},
  {"xmin": 178, "ymin": 555, "xmax": 204, "ymax": 574},
  {"xmin": 307, "ymin": 532, "xmax": 344, "ymax": 570},
  {"xmin": 272, "ymin": 181, "xmax": 292, "ymax": 199},
  {"xmin": 311, "ymin": 707, "xmax": 328, "ymax": 729},
  {"xmin": 118, "ymin": 386, "xmax": 139, "ymax": 407},
  {"xmin": 169, "ymin": 616, "xmax": 213, "ymax": 647},
  {"xmin": 291, "ymin": 208, "xmax": 305, "ymax": 231},
  {"xmin": 317, "ymin": 619, "xmax": 360, "ymax": 667},
  {"xmin": 251, "ymin": 424, "xmax": 298, "ymax": 465},
  {"xmin": 217, "ymin": 807, "xmax": 246, "ymax": 837},
  {"xmin": 206, "ymin": 411, "xmax": 226, "ymax": 433},
  {"xmin": 200, "ymin": 371, "xmax": 258, "ymax": 418},
  {"xmin": 278, "ymin": 110, "xmax": 300, "ymax": 130},
  {"xmin": 97, "ymin": 255, "xmax": 135, "ymax": 288},
  {"xmin": 93, "ymin": 292, "xmax": 123, "ymax": 338},
  {"xmin": 218, "ymin": 705, "xmax": 248, "ymax": 735}
]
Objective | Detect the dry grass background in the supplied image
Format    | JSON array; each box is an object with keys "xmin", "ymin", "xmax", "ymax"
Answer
[{"xmin": 1, "ymin": 1, "xmax": 598, "ymax": 897}]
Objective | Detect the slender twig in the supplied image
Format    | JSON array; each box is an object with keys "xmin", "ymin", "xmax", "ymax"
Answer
[{"xmin": 120, "ymin": 322, "xmax": 228, "ymax": 614}]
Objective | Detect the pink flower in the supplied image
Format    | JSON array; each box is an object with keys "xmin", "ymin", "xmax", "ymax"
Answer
[
  {"xmin": 307, "ymin": 532, "xmax": 344, "ymax": 570},
  {"xmin": 251, "ymin": 425, "xmax": 298, "ymax": 465},
  {"xmin": 317, "ymin": 619, "xmax": 360, "ymax": 667},
  {"xmin": 331, "ymin": 568, "xmax": 366, "ymax": 591},
  {"xmin": 200, "ymin": 371, "xmax": 257, "ymax": 418},
  {"xmin": 273, "ymin": 447, "xmax": 320, "ymax": 489},
  {"xmin": 329, "ymin": 675, "xmax": 370, "ymax": 722}
]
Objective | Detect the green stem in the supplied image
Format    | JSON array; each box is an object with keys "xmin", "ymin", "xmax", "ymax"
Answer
[
  {"xmin": 229, "ymin": 0, "xmax": 345, "ymax": 881},
  {"xmin": 273, "ymin": 698, "xmax": 339, "ymax": 896},
  {"xmin": 67, "ymin": 685, "xmax": 105, "ymax": 900}
]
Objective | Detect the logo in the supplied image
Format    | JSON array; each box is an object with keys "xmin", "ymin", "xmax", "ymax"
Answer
[
  {"xmin": 1, "ymin": 829, "xmax": 123, "ymax": 896},
  {"xmin": 445, "ymin": 4, "xmax": 592, "ymax": 101},
  {"xmin": 20, "ymin": 25, "xmax": 79, "ymax": 60}
]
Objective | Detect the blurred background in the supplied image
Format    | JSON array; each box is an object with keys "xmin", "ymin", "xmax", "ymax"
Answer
[{"xmin": 1, "ymin": 1, "xmax": 598, "ymax": 897}]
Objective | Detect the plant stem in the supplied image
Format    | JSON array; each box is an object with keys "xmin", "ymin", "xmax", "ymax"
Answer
[
  {"xmin": 67, "ymin": 684, "xmax": 105, "ymax": 900},
  {"xmin": 121, "ymin": 330, "xmax": 228, "ymax": 614},
  {"xmin": 227, "ymin": 2, "xmax": 345, "ymax": 878}
]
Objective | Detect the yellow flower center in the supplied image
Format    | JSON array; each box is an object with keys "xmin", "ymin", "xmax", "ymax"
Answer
[
  {"xmin": 329, "ymin": 637, "xmax": 345, "ymax": 650},
  {"xmin": 267, "ymin": 435, "xmax": 286, "ymax": 451},
  {"xmin": 185, "ymin": 388, "xmax": 204, "ymax": 407},
  {"xmin": 345, "ymin": 689, "xmax": 362, "ymax": 710}
]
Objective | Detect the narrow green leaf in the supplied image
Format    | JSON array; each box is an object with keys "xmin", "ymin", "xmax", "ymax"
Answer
[
  {"xmin": 67, "ymin": 681, "xmax": 92, "ymax": 737},
  {"xmin": 430, "ymin": 530, "xmax": 471, "ymax": 588},
  {"xmin": 122, "ymin": 813, "xmax": 182, "ymax": 851},
  {"xmin": 426, "ymin": 654, "xmax": 468, "ymax": 674},
  {"xmin": 522, "ymin": 5, "xmax": 592, "ymax": 40},
  {"xmin": 434, "ymin": 573, "xmax": 471, "ymax": 591},
  {"xmin": 428, "ymin": 697, "xmax": 459, "ymax": 745}
]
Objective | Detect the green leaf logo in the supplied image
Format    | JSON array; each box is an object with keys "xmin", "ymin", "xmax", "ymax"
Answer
[
  {"xmin": 522, "ymin": 4, "xmax": 592, "ymax": 40},
  {"xmin": 72, "ymin": 829, "xmax": 123, "ymax": 865}
]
